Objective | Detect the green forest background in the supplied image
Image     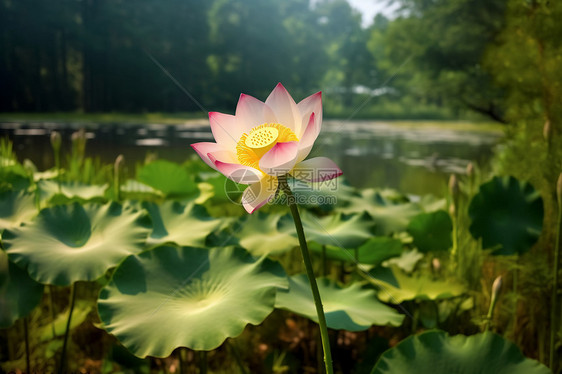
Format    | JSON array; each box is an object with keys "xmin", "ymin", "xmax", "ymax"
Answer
[{"xmin": 1, "ymin": 0, "xmax": 559, "ymax": 123}]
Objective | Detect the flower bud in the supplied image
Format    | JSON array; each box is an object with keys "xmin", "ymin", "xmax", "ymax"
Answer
[
  {"xmin": 491, "ymin": 275, "xmax": 502, "ymax": 306},
  {"xmin": 543, "ymin": 120, "xmax": 552, "ymax": 143},
  {"xmin": 431, "ymin": 258, "xmax": 441, "ymax": 272},
  {"xmin": 449, "ymin": 174, "xmax": 459, "ymax": 200},
  {"xmin": 466, "ymin": 162, "xmax": 474, "ymax": 178},
  {"xmin": 114, "ymin": 154, "xmax": 125, "ymax": 171},
  {"xmin": 50, "ymin": 131, "xmax": 61, "ymax": 151}
]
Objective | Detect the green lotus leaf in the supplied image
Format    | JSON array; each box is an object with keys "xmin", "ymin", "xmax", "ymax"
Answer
[
  {"xmin": 383, "ymin": 249, "xmax": 423, "ymax": 273},
  {"xmin": 310, "ymin": 237, "xmax": 403, "ymax": 266},
  {"xmin": 38, "ymin": 180, "xmax": 108, "ymax": 205},
  {"xmin": 371, "ymin": 330, "xmax": 550, "ymax": 374},
  {"xmin": 468, "ymin": 176, "xmax": 543, "ymax": 255},
  {"xmin": 98, "ymin": 245, "xmax": 288, "ymax": 356},
  {"xmin": 121, "ymin": 179, "xmax": 163, "ymax": 198},
  {"xmin": 341, "ymin": 189, "xmax": 421, "ymax": 235},
  {"xmin": 143, "ymin": 201, "xmax": 223, "ymax": 248},
  {"xmin": 3, "ymin": 202, "xmax": 151, "ymax": 286},
  {"xmin": 280, "ymin": 210, "xmax": 375, "ymax": 249},
  {"xmin": 137, "ymin": 160, "xmax": 198, "ymax": 197},
  {"xmin": 366, "ymin": 266, "xmax": 465, "ymax": 303},
  {"xmin": 0, "ymin": 190, "xmax": 37, "ymax": 231},
  {"xmin": 0, "ymin": 250, "xmax": 44, "ymax": 328},
  {"xmin": 234, "ymin": 212, "xmax": 298, "ymax": 257},
  {"xmin": 276, "ymin": 274, "xmax": 404, "ymax": 331},
  {"xmin": 289, "ymin": 177, "xmax": 358, "ymax": 212},
  {"xmin": 407, "ymin": 210, "xmax": 452, "ymax": 253},
  {"xmin": 0, "ymin": 163, "xmax": 31, "ymax": 191}
]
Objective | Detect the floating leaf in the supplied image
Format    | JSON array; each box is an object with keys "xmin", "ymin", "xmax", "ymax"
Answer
[
  {"xmin": 276, "ymin": 274, "xmax": 404, "ymax": 331},
  {"xmin": 234, "ymin": 212, "xmax": 298, "ymax": 257},
  {"xmin": 0, "ymin": 250, "xmax": 44, "ymax": 328},
  {"xmin": 468, "ymin": 176, "xmax": 543, "ymax": 255},
  {"xmin": 366, "ymin": 266, "xmax": 465, "ymax": 303},
  {"xmin": 38, "ymin": 180, "xmax": 108, "ymax": 205},
  {"xmin": 98, "ymin": 245, "xmax": 287, "ymax": 356},
  {"xmin": 143, "ymin": 201, "xmax": 223, "ymax": 248},
  {"xmin": 3, "ymin": 202, "xmax": 151, "ymax": 286},
  {"xmin": 311, "ymin": 237, "xmax": 403, "ymax": 266},
  {"xmin": 383, "ymin": 249, "xmax": 423, "ymax": 273},
  {"xmin": 0, "ymin": 190, "xmax": 37, "ymax": 231},
  {"xmin": 39, "ymin": 300, "xmax": 91, "ymax": 341},
  {"xmin": 407, "ymin": 210, "xmax": 452, "ymax": 253},
  {"xmin": 280, "ymin": 210, "xmax": 375, "ymax": 249},
  {"xmin": 371, "ymin": 330, "xmax": 550, "ymax": 374},
  {"xmin": 137, "ymin": 160, "xmax": 198, "ymax": 197},
  {"xmin": 341, "ymin": 189, "xmax": 421, "ymax": 235}
]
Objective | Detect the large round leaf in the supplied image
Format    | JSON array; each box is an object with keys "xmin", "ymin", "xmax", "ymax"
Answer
[
  {"xmin": 341, "ymin": 189, "xmax": 422, "ymax": 235},
  {"xmin": 371, "ymin": 330, "xmax": 550, "ymax": 374},
  {"xmin": 366, "ymin": 266, "xmax": 465, "ymax": 303},
  {"xmin": 0, "ymin": 190, "xmax": 37, "ymax": 231},
  {"xmin": 38, "ymin": 180, "xmax": 108, "ymax": 205},
  {"xmin": 276, "ymin": 274, "xmax": 404, "ymax": 331},
  {"xmin": 98, "ymin": 245, "xmax": 287, "ymax": 356},
  {"xmin": 0, "ymin": 250, "xmax": 44, "ymax": 328},
  {"xmin": 311, "ymin": 237, "xmax": 403, "ymax": 266},
  {"xmin": 468, "ymin": 176, "xmax": 543, "ymax": 255},
  {"xmin": 3, "ymin": 202, "xmax": 151, "ymax": 286},
  {"xmin": 407, "ymin": 210, "xmax": 452, "ymax": 253},
  {"xmin": 143, "ymin": 201, "xmax": 223, "ymax": 248},
  {"xmin": 279, "ymin": 210, "xmax": 375, "ymax": 249},
  {"xmin": 137, "ymin": 160, "xmax": 198, "ymax": 197},
  {"xmin": 234, "ymin": 212, "xmax": 298, "ymax": 257}
]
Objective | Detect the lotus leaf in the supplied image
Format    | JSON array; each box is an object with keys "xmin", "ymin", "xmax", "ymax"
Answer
[
  {"xmin": 234, "ymin": 212, "xmax": 298, "ymax": 256},
  {"xmin": 407, "ymin": 210, "xmax": 452, "ymax": 253},
  {"xmin": 98, "ymin": 245, "xmax": 287, "ymax": 356},
  {"xmin": 137, "ymin": 160, "xmax": 198, "ymax": 196},
  {"xmin": 468, "ymin": 176, "xmax": 543, "ymax": 255},
  {"xmin": 311, "ymin": 237, "xmax": 403, "ymax": 266},
  {"xmin": 366, "ymin": 266, "xmax": 465, "ymax": 303},
  {"xmin": 143, "ymin": 201, "xmax": 222, "ymax": 248},
  {"xmin": 38, "ymin": 180, "xmax": 108, "ymax": 204},
  {"xmin": 0, "ymin": 250, "xmax": 44, "ymax": 328},
  {"xmin": 3, "ymin": 202, "xmax": 151, "ymax": 286},
  {"xmin": 279, "ymin": 210, "xmax": 375, "ymax": 249},
  {"xmin": 0, "ymin": 190, "xmax": 37, "ymax": 231},
  {"xmin": 371, "ymin": 330, "xmax": 550, "ymax": 374},
  {"xmin": 276, "ymin": 274, "xmax": 404, "ymax": 331}
]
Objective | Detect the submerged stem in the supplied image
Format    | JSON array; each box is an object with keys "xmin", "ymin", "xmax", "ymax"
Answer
[
  {"xmin": 279, "ymin": 175, "xmax": 334, "ymax": 374},
  {"xmin": 59, "ymin": 282, "xmax": 77, "ymax": 374}
]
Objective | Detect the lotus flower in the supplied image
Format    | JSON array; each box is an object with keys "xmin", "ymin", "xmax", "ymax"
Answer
[{"xmin": 191, "ymin": 83, "xmax": 342, "ymax": 213}]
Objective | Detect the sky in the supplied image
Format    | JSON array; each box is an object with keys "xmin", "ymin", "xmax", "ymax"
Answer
[{"xmin": 346, "ymin": 0, "xmax": 400, "ymax": 26}]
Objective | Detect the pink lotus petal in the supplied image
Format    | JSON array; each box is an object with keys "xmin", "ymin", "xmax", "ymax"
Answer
[
  {"xmin": 210, "ymin": 154, "xmax": 263, "ymax": 184},
  {"xmin": 296, "ymin": 113, "xmax": 320, "ymax": 163},
  {"xmin": 235, "ymin": 94, "xmax": 270, "ymax": 134},
  {"xmin": 242, "ymin": 176, "xmax": 279, "ymax": 214},
  {"xmin": 291, "ymin": 157, "xmax": 343, "ymax": 182},
  {"xmin": 265, "ymin": 83, "xmax": 301, "ymax": 134},
  {"xmin": 191, "ymin": 142, "xmax": 229, "ymax": 171},
  {"xmin": 296, "ymin": 91, "xmax": 322, "ymax": 139},
  {"xmin": 209, "ymin": 112, "xmax": 239, "ymax": 149},
  {"xmin": 259, "ymin": 141, "xmax": 299, "ymax": 176}
]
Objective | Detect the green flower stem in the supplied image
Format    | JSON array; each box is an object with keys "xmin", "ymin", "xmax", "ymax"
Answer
[
  {"xmin": 550, "ymin": 176, "xmax": 562, "ymax": 370},
  {"xmin": 59, "ymin": 282, "xmax": 77, "ymax": 374},
  {"xmin": 279, "ymin": 176, "xmax": 334, "ymax": 374},
  {"xmin": 199, "ymin": 351, "xmax": 207, "ymax": 374}
]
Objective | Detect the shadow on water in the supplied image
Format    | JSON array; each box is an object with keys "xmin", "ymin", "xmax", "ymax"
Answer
[{"xmin": 0, "ymin": 120, "xmax": 500, "ymax": 196}]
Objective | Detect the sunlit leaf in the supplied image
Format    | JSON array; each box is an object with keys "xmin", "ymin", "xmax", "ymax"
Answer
[
  {"xmin": 234, "ymin": 212, "xmax": 298, "ymax": 257},
  {"xmin": 383, "ymin": 249, "xmax": 424, "ymax": 273},
  {"xmin": 280, "ymin": 210, "xmax": 375, "ymax": 249},
  {"xmin": 0, "ymin": 250, "xmax": 43, "ymax": 328},
  {"xmin": 38, "ymin": 180, "xmax": 108, "ymax": 205},
  {"xmin": 407, "ymin": 210, "xmax": 452, "ymax": 253},
  {"xmin": 0, "ymin": 190, "xmax": 37, "ymax": 231},
  {"xmin": 276, "ymin": 274, "xmax": 404, "ymax": 331},
  {"xmin": 98, "ymin": 245, "xmax": 287, "ymax": 356},
  {"xmin": 371, "ymin": 330, "xmax": 550, "ymax": 374},
  {"xmin": 143, "ymin": 201, "xmax": 223, "ymax": 248},
  {"xmin": 137, "ymin": 160, "xmax": 198, "ymax": 197},
  {"xmin": 39, "ymin": 300, "xmax": 91, "ymax": 341},
  {"xmin": 3, "ymin": 202, "xmax": 151, "ymax": 286},
  {"xmin": 366, "ymin": 266, "xmax": 465, "ymax": 303}
]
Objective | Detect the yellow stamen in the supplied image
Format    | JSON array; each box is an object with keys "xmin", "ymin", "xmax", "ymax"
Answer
[{"xmin": 236, "ymin": 123, "xmax": 298, "ymax": 170}]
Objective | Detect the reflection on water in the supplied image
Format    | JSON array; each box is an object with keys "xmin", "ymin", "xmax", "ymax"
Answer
[{"xmin": 0, "ymin": 120, "xmax": 500, "ymax": 196}]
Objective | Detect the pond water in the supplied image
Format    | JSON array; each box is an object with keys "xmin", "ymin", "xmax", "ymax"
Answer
[{"xmin": 0, "ymin": 119, "xmax": 501, "ymax": 196}]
